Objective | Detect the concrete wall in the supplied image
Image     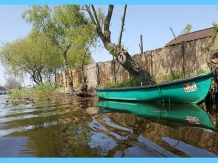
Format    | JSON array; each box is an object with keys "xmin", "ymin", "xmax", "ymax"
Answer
[{"xmin": 55, "ymin": 37, "xmax": 214, "ymax": 89}]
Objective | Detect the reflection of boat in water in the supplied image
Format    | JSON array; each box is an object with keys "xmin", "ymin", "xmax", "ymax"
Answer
[{"xmin": 97, "ymin": 100, "xmax": 217, "ymax": 131}]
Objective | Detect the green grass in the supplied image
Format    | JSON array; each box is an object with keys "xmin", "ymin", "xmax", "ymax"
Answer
[
  {"xmin": 156, "ymin": 69, "xmax": 208, "ymax": 83},
  {"xmin": 103, "ymin": 78, "xmax": 138, "ymax": 88},
  {"xmin": 9, "ymin": 82, "xmax": 56, "ymax": 100}
]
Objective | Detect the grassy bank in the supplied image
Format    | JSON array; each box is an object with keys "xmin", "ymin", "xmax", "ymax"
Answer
[
  {"xmin": 9, "ymin": 82, "xmax": 56, "ymax": 101},
  {"xmin": 102, "ymin": 77, "xmax": 138, "ymax": 88}
]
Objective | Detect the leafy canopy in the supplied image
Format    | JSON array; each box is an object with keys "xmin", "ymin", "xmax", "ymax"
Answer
[{"xmin": 0, "ymin": 31, "xmax": 62, "ymax": 84}]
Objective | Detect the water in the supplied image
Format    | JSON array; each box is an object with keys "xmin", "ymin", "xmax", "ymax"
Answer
[{"xmin": 0, "ymin": 94, "xmax": 218, "ymax": 157}]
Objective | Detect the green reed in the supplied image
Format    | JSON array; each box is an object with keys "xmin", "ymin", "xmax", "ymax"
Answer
[{"xmin": 9, "ymin": 82, "xmax": 56, "ymax": 100}]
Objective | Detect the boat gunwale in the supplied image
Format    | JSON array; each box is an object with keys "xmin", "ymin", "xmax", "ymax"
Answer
[{"xmin": 95, "ymin": 72, "xmax": 212, "ymax": 91}]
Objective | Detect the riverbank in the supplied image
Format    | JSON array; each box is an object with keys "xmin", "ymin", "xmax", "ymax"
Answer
[{"xmin": 4, "ymin": 88, "xmax": 99, "ymax": 107}]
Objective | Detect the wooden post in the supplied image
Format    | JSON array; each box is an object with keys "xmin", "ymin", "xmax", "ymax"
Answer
[
  {"xmin": 113, "ymin": 57, "xmax": 116, "ymax": 82},
  {"xmin": 181, "ymin": 41, "xmax": 185, "ymax": 77},
  {"xmin": 140, "ymin": 35, "xmax": 143, "ymax": 54},
  {"xmin": 151, "ymin": 52, "xmax": 153, "ymax": 77},
  {"xmin": 96, "ymin": 63, "xmax": 100, "ymax": 86}
]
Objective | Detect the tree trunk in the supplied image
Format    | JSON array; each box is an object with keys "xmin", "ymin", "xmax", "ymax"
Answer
[
  {"xmin": 32, "ymin": 75, "xmax": 40, "ymax": 85},
  {"xmin": 85, "ymin": 5, "xmax": 155, "ymax": 86},
  {"xmin": 31, "ymin": 71, "xmax": 42, "ymax": 85},
  {"xmin": 206, "ymin": 50, "xmax": 218, "ymax": 104},
  {"xmin": 116, "ymin": 50, "xmax": 155, "ymax": 85},
  {"xmin": 81, "ymin": 52, "xmax": 86, "ymax": 85},
  {"xmin": 63, "ymin": 52, "xmax": 74, "ymax": 94},
  {"xmin": 99, "ymin": 38, "xmax": 156, "ymax": 86}
]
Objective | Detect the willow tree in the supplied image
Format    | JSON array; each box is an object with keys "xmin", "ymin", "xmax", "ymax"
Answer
[
  {"xmin": 68, "ymin": 22, "xmax": 96, "ymax": 85},
  {"xmin": 0, "ymin": 32, "xmax": 62, "ymax": 85},
  {"xmin": 85, "ymin": 5, "xmax": 155, "ymax": 86},
  {"xmin": 22, "ymin": 5, "xmax": 91, "ymax": 94}
]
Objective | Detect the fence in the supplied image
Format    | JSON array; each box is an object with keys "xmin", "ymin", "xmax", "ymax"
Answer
[{"xmin": 55, "ymin": 37, "xmax": 214, "ymax": 90}]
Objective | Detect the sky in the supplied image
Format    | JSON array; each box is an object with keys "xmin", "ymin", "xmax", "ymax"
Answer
[{"xmin": 1, "ymin": 4, "xmax": 218, "ymax": 86}]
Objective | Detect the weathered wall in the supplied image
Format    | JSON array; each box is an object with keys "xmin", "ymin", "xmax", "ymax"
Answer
[
  {"xmin": 151, "ymin": 37, "xmax": 213, "ymax": 81},
  {"xmin": 55, "ymin": 37, "xmax": 214, "ymax": 89}
]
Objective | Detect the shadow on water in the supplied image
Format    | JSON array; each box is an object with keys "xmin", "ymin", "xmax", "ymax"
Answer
[{"xmin": 0, "ymin": 94, "xmax": 218, "ymax": 157}]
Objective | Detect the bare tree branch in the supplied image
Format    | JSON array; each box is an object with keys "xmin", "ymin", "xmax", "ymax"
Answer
[
  {"xmin": 104, "ymin": 5, "xmax": 114, "ymax": 41},
  {"xmin": 84, "ymin": 5, "xmax": 96, "ymax": 25},
  {"xmin": 170, "ymin": 27, "xmax": 177, "ymax": 45},
  {"xmin": 84, "ymin": 5, "xmax": 155, "ymax": 85},
  {"xmin": 91, "ymin": 5, "xmax": 102, "ymax": 33},
  {"xmin": 64, "ymin": 44, "xmax": 71, "ymax": 54},
  {"xmin": 85, "ymin": 5, "xmax": 114, "ymax": 52},
  {"xmin": 118, "ymin": 5, "xmax": 127, "ymax": 46}
]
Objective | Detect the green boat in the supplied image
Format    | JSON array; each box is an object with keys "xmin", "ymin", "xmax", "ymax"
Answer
[
  {"xmin": 97, "ymin": 100, "xmax": 216, "ymax": 131},
  {"xmin": 96, "ymin": 72, "xmax": 212, "ymax": 104}
]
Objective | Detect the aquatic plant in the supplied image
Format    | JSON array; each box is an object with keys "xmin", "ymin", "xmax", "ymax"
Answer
[{"xmin": 9, "ymin": 82, "xmax": 56, "ymax": 100}]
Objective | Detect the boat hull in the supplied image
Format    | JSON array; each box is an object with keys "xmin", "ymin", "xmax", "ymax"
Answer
[{"xmin": 96, "ymin": 72, "xmax": 212, "ymax": 104}]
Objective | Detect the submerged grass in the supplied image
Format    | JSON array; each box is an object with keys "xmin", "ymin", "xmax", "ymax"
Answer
[{"xmin": 9, "ymin": 82, "xmax": 56, "ymax": 100}]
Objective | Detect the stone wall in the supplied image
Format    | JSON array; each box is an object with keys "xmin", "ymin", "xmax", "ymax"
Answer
[{"xmin": 55, "ymin": 37, "xmax": 214, "ymax": 89}]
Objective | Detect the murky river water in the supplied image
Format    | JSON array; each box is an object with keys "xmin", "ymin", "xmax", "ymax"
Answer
[{"xmin": 0, "ymin": 94, "xmax": 218, "ymax": 157}]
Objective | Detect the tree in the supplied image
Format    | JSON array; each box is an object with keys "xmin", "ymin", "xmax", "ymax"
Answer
[
  {"xmin": 4, "ymin": 77, "xmax": 21, "ymax": 89},
  {"xmin": 68, "ymin": 22, "xmax": 96, "ymax": 85},
  {"xmin": 0, "ymin": 31, "xmax": 62, "ymax": 85},
  {"xmin": 22, "ymin": 5, "xmax": 94, "ymax": 95},
  {"xmin": 84, "ymin": 5, "xmax": 155, "ymax": 86},
  {"xmin": 180, "ymin": 24, "xmax": 192, "ymax": 35}
]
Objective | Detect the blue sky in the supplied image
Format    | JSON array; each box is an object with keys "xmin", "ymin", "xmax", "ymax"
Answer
[{"xmin": 1, "ymin": 4, "xmax": 218, "ymax": 86}]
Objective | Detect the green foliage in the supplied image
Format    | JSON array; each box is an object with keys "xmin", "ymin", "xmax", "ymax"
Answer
[
  {"xmin": 108, "ymin": 44, "xmax": 127, "ymax": 56},
  {"xmin": 103, "ymin": 77, "xmax": 138, "ymax": 88},
  {"xmin": 22, "ymin": 5, "xmax": 96, "ymax": 87},
  {"xmin": 165, "ymin": 69, "xmax": 208, "ymax": 82},
  {"xmin": 66, "ymin": 22, "xmax": 96, "ymax": 68},
  {"xmin": 196, "ymin": 69, "xmax": 207, "ymax": 75},
  {"xmin": 155, "ymin": 69, "xmax": 208, "ymax": 83},
  {"xmin": 9, "ymin": 82, "xmax": 56, "ymax": 100},
  {"xmin": 1, "ymin": 5, "xmax": 97, "ymax": 87},
  {"xmin": 10, "ymin": 89, "xmax": 28, "ymax": 100},
  {"xmin": 180, "ymin": 24, "xmax": 192, "ymax": 35},
  {"xmin": 66, "ymin": 43, "xmax": 95, "ymax": 69},
  {"xmin": 164, "ymin": 69, "xmax": 191, "ymax": 82},
  {"xmin": 0, "ymin": 31, "xmax": 62, "ymax": 84},
  {"xmin": 204, "ymin": 45, "xmax": 211, "ymax": 52},
  {"xmin": 108, "ymin": 47, "xmax": 115, "ymax": 55},
  {"xmin": 22, "ymin": 5, "xmax": 91, "ymax": 53},
  {"xmin": 212, "ymin": 21, "xmax": 218, "ymax": 37},
  {"xmin": 34, "ymin": 82, "xmax": 56, "ymax": 96}
]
